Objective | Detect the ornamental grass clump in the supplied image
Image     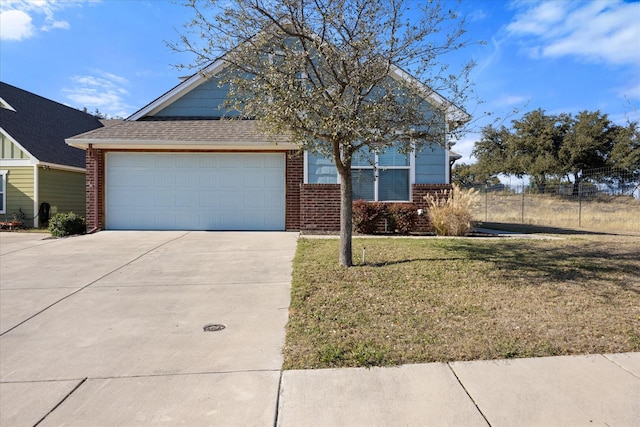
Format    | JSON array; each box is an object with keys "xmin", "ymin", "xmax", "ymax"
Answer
[{"xmin": 425, "ymin": 185, "xmax": 479, "ymax": 236}]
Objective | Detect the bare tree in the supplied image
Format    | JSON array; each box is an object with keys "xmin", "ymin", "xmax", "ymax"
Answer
[{"xmin": 172, "ymin": 0, "xmax": 476, "ymax": 266}]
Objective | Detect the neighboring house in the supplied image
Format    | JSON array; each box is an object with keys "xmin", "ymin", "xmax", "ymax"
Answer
[
  {"xmin": 0, "ymin": 82, "xmax": 104, "ymax": 227},
  {"xmin": 67, "ymin": 61, "xmax": 464, "ymax": 232}
]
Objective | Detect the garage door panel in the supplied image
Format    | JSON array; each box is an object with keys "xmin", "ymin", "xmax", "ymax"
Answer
[{"xmin": 106, "ymin": 153, "xmax": 285, "ymax": 230}]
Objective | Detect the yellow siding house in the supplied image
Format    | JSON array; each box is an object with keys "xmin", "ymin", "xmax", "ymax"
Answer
[{"xmin": 0, "ymin": 82, "xmax": 103, "ymax": 228}]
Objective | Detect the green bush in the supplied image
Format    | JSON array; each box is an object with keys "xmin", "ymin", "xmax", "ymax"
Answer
[
  {"xmin": 48, "ymin": 212, "xmax": 86, "ymax": 237},
  {"xmin": 352, "ymin": 200, "xmax": 386, "ymax": 234},
  {"xmin": 386, "ymin": 203, "xmax": 418, "ymax": 235}
]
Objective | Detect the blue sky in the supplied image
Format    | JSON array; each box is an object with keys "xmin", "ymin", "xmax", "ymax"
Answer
[{"xmin": 1, "ymin": 0, "xmax": 639, "ymax": 164}]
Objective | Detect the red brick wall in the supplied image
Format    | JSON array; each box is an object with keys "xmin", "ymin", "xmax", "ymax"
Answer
[
  {"xmin": 85, "ymin": 147, "xmax": 104, "ymax": 231},
  {"xmin": 412, "ymin": 184, "xmax": 452, "ymax": 232},
  {"xmin": 298, "ymin": 183, "xmax": 452, "ymax": 233},
  {"xmin": 300, "ymin": 184, "xmax": 341, "ymax": 231},
  {"xmin": 285, "ymin": 151, "xmax": 303, "ymax": 230}
]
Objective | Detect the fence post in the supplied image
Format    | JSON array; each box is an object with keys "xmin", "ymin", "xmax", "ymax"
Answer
[
  {"xmin": 521, "ymin": 186, "xmax": 525, "ymax": 223},
  {"xmin": 578, "ymin": 181, "xmax": 582, "ymax": 227},
  {"xmin": 485, "ymin": 185, "xmax": 488, "ymax": 222}
]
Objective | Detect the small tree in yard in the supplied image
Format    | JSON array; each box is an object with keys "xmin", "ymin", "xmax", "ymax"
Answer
[{"xmin": 173, "ymin": 0, "xmax": 476, "ymax": 266}]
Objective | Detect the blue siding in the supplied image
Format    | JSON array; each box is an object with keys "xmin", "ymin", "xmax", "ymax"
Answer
[
  {"xmin": 415, "ymin": 144, "xmax": 447, "ymax": 184},
  {"xmin": 154, "ymin": 79, "xmax": 239, "ymax": 117}
]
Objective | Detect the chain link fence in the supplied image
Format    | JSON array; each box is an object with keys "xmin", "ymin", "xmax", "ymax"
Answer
[{"xmin": 464, "ymin": 168, "xmax": 640, "ymax": 233}]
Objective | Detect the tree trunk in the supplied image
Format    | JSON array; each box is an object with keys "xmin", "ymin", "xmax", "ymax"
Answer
[
  {"xmin": 572, "ymin": 173, "xmax": 581, "ymax": 197},
  {"xmin": 338, "ymin": 168, "xmax": 353, "ymax": 267}
]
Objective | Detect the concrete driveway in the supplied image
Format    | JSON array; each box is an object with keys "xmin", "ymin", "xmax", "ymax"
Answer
[{"xmin": 0, "ymin": 231, "xmax": 298, "ymax": 426}]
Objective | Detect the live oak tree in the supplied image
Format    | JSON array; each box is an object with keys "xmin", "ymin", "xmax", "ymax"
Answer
[
  {"xmin": 473, "ymin": 108, "xmax": 639, "ymax": 193},
  {"xmin": 451, "ymin": 162, "xmax": 500, "ymax": 187},
  {"xmin": 173, "ymin": 0, "xmax": 475, "ymax": 266}
]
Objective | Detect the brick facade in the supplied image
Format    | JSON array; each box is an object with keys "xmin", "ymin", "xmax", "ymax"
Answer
[
  {"xmin": 85, "ymin": 148, "xmax": 450, "ymax": 233},
  {"xmin": 85, "ymin": 146, "xmax": 104, "ymax": 231},
  {"xmin": 298, "ymin": 183, "xmax": 453, "ymax": 233},
  {"xmin": 411, "ymin": 184, "xmax": 452, "ymax": 232},
  {"xmin": 285, "ymin": 151, "xmax": 303, "ymax": 230},
  {"xmin": 300, "ymin": 184, "xmax": 342, "ymax": 231}
]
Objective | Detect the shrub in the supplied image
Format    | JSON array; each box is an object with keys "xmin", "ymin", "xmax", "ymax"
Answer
[
  {"xmin": 386, "ymin": 203, "xmax": 418, "ymax": 235},
  {"xmin": 48, "ymin": 212, "xmax": 86, "ymax": 238},
  {"xmin": 424, "ymin": 185, "xmax": 479, "ymax": 236},
  {"xmin": 352, "ymin": 200, "xmax": 386, "ymax": 234}
]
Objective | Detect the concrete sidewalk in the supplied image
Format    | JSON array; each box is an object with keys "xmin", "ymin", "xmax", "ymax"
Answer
[
  {"xmin": 1, "ymin": 231, "xmax": 638, "ymax": 426},
  {"xmin": 277, "ymin": 352, "xmax": 640, "ymax": 426}
]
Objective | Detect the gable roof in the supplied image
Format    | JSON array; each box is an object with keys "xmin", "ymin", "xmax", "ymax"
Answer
[
  {"xmin": 127, "ymin": 58, "xmax": 469, "ymax": 125},
  {"xmin": 0, "ymin": 81, "xmax": 104, "ymax": 169}
]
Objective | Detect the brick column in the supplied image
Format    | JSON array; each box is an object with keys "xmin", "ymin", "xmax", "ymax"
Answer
[
  {"xmin": 85, "ymin": 147, "xmax": 104, "ymax": 231},
  {"xmin": 285, "ymin": 150, "xmax": 303, "ymax": 230}
]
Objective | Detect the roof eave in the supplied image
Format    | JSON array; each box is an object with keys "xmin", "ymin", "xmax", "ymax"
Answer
[{"xmin": 65, "ymin": 138, "xmax": 298, "ymax": 151}]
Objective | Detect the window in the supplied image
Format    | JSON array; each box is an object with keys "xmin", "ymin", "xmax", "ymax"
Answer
[
  {"xmin": 352, "ymin": 146, "xmax": 411, "ymax": 201},
  {"xmin": 0, "ymin": 170, "xmax": 6, "ymax": 214},
  {"xmin": 306, "ymin": 152, "xmax": 338, "ymax": 184},
  {"xmin": 305, "ymin": 147, "xmax": 413, "ymax": 201}
]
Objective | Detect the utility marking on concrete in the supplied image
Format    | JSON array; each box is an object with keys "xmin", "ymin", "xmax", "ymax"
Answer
[
  {"xmin": 447, "ymin": 363, "xmax": 492, "ymax": 427},
  {"xmin": 32, "ymin": 377, "xmax": 87, "ymax": 427},
  {"xmin": 0, "ymin": 232, "xmax": 191, "ymax": 337},
  {"xmin": 203, "ymin": 323, "xmax": 226, "ymax": 332}
]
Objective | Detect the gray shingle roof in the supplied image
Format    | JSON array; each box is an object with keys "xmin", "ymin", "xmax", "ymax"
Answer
[
  {"xmin": 68, "ymin": 118, "xmax": 293, "ymax": 147},
  {"xmin": 0, "ymin": 81, "xmax": 104, "ymax": 168}
]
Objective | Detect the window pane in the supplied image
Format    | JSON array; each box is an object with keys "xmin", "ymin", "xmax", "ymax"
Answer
[
  {"xmin": 378, "ymin": 145, "xmax": 409, "ymax": 166},
  {"xmin": 352, "ymin": 147, "xmax": 375, "ymax": 167},
  {"xmin": 352, "ymin": 169, "xmax": 374, "ymax": 201},
  {"xmin": 307, "ymin": 152, "xmax": 338, "ymax": 183},
  {"xmin": 379, "ymin": 169, "xmax": 409, "ymax": 201}
]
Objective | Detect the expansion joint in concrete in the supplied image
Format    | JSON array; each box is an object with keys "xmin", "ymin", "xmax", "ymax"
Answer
[{"xmin": 447, "ymin": 363, "xmax": 492, "ymax": 426}]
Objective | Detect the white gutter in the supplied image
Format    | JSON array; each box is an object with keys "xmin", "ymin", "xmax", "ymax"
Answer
[
  {"xmin": 66, "ymin": 139, "xmax": 299, "ymax": 151},
  {"xmin": 38, "ymin": 162, "xmax": 86, "ymax": 173}
]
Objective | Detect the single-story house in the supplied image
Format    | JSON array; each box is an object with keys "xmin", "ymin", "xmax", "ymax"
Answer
[
  {"xmin": 67, "ymin": 58, "xmax": 463, "ymax": 232},
  {"xmin": 0, "ymin": 82, "xmax": 104, "ymax": 228}
]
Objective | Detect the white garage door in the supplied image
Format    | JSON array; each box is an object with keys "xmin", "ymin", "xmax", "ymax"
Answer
[{"xmin": 106, "ymin": 152, "xmax": 285, "ymax": 230}]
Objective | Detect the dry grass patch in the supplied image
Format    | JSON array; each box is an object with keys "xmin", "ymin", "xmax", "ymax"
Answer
[
  {"xmin": 473, "ymin": 192, "xmax": 640, "ymax": 233},
  {"xmin": 283, "ymin": 234, "xmax": 640, "ymax": 369}
]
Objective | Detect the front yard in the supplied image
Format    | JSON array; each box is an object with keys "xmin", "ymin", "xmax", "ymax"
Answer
[{"xmin": 282, "ymin": 231, "xmax": 640, "ymax": 369}]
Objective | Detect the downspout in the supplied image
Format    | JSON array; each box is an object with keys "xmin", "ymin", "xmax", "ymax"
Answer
[
  {"xmin": 33, "ymin": 164, "xmax": 39, "ymax": 228},
  {"xmin": 87, "ymin": 144, "xmax": 100, "ymax": 234}
]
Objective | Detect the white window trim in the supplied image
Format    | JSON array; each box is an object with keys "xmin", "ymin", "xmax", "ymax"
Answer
[
  {"xmin": 304, "ymin": 148, "xmax": 416, "ymax": 201},
  {"xmin": 352, "ymin": 149, "xmax": 415, "ymax": 202},
  {"xmin": 0, "ymin": 170, "xmax": 7, "ymax": 214}
]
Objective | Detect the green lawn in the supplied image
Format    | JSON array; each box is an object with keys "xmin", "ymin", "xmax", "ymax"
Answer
[{"xmin": 282, "ymin": 233, "xmax": 640, "ymax": 369}]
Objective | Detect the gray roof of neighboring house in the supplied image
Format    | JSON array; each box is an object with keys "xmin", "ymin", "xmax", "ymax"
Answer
[
  {"xmin": 0, "ymin": 81, "xmax": 104, "ymax": 169},
  {"xmin": 67, "ymin": 118, "xmax": 292, "ymax": 147}
]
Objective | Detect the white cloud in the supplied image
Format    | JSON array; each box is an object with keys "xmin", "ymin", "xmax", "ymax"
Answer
[
  {"xmin": 507, "ymin": 0, "xmax": 640, "ymax": 65},
  {"xmin": 0, "ymin": 0, "xmax": 95, "ymax": 41},
  {"xmin": 617, "ymin": 81, "xmax": 640, "ymax": 102},
  {"xmin": 492, "ymin": 94, "xmax": 529, "ymax": 109},
  {"xmin": 63, "ymin": 71, "xmax": 133, "ymax": 118},
  {"xmin": 0, "ymin": 9, "xmax": 34, "ymax": 41},
  {"xmin": 451, "ymin": 133, "xmax": 481, "ymax": 164}
]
